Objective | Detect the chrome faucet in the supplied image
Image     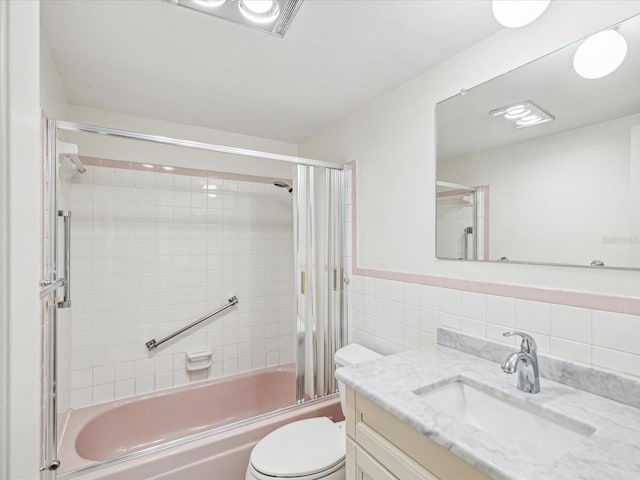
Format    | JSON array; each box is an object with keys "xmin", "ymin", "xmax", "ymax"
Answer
[{"xmin": 501, "ymin": 331, "xmax": 540, "ymax": 394}]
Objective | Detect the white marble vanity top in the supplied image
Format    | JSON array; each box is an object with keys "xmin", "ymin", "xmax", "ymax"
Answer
[{"xmin": 336, "ymin": 338, "xmax": 640, "ymax": 480}]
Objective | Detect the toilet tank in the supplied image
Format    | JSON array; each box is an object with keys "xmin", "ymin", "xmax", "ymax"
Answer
[{"xmin": 334, "ymin": 344, "xmax": 382, "ymax": 413}]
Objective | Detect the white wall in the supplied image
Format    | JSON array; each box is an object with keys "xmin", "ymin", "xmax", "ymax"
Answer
[
  {"xmin": 40, "ymin": 36, "xmax": 68, "ymax": 119},
  {"xmin": 300, "ymin": 1, "xmax": 640, "ymax": 297},
  {"xmin": 2, "ymin": 1, "xmax": 41, "ymax": 479},
  {"xmin": 439, "ymin": 113, "xmax": 640, "ymax": 267}
]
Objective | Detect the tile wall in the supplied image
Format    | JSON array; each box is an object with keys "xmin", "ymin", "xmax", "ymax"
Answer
[{"xmin": 62, "ymin": 162, "xmax": 295, "ymax": 408}]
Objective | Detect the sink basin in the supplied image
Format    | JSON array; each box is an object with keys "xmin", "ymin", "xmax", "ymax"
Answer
[{"xmin": 413, "ymin": 377, "xmax": 595, "ymax": 464}]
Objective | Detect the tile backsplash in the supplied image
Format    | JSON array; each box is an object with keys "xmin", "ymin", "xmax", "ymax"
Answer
[
  {"xmin": 60, "ymin": 160, "xmax": 295, "ymax": 409},
  {"xmin": 346, "ymin": 276, "xmax": 640, "ymax": 378}
]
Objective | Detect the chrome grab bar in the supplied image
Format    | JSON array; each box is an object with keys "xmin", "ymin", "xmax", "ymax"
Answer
[
  {"xmin": 58, "ymin": 210, "xmax": 72, "ymax": 308},
  {"xmin": 39, "ymin": 278, "xmax": 65, "ymax": 300},
  {"xmin": 145, "ymin": 296, "xmax": 239, "ymax": 350}
]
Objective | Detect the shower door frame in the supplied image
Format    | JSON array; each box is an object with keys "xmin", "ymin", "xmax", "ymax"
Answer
[{"xmin": 42, "ymin": 119, "xmax": 346, "ymax": 478}]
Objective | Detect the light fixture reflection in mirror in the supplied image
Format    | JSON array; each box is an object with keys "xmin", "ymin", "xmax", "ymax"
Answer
[
  {"xmin": 492, "ymin": 0, "xmax": 551, "ymax": 29},
  {"xmin": 573, "ymin": 29, "xmax": 628, "ymax": 79}
]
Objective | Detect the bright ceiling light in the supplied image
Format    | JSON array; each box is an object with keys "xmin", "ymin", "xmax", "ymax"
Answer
[
  {"xmin": 573, "ymin": 29, "xmax": 628, "ymax": 80},
  {"xmin": 492, "ymin": 0, "xmax": 551, "ymax": 28},
  {"xmin": 239, "ymin": 0, "xmax": 280, "ymax": 24},
  {"xmin": 192, "ymin": 0, "xmax": 227, "ymax": 7},
  {"xmin": 491, "ymin": 101, "xmax": 554, "ymax": 129},
  {"xmin": 165, "ymin": 0, "xmax": 302, "ymax": 37},
  {"xmin": 242, "ymin": 0, "xmax": 273, "ymax": 13}
]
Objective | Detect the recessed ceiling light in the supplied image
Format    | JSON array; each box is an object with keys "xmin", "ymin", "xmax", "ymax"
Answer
[
  {"xmin": 164, "ymin": 0, "xmax": 303, "ymax": 37},
  {"xmin": 492, "ymin": 0, "xmax": 551, "ymax": 29},
  {"xmin": 573, "ymin": 29, "xmax": 628, "ymax": 80},
  {"xmin": 239, "ymin": 0, "xmax": 280, "ymax": 24},
  {"xmin": 142, "ymin": 164, "xmax": 155, "ymax": 169},
  {"xmin": 162, "ymin": 166, "xmax": 175, "ymax": 171},
  {"xmin": 491, "ymin": 101, "xmax": 554, "ymax": 128},
  {"xmin": 192, "ymin": 0, "xmax": 226, "ymax": 7}
]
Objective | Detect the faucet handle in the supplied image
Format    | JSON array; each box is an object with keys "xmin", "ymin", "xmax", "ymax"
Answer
[{"xmin": 503, "ymin": 331, "xmax": 537, "ymax": 353}]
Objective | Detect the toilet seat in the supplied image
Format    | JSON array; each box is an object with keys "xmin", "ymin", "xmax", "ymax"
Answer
[{"xmin": 249, "ymin": 417, "xmax": 345, "ymax": 479}]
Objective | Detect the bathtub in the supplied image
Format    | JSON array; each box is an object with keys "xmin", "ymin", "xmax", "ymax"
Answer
[{"xmin": 58, "ymin": 363, "xmax": 343, "ymax": 479}]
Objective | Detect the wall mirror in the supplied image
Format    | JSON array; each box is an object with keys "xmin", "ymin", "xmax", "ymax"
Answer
[{"xmin": 436, "ymin": 14, "xmax": 640, "ymax": 270}]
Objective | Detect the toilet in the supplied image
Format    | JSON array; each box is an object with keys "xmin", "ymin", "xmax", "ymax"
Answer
[{"xmin": 245, "ymin": 344, "xmax": 382, "ymax": 480}]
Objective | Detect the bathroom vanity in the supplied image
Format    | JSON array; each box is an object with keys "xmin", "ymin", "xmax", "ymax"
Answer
[
  {"xmin": 345, "ymin": 387, "xmax": 489, "ymax": 479},
  {"xmin": 338, "ymin": 328, "xmax": 640, "ymax": 480}
]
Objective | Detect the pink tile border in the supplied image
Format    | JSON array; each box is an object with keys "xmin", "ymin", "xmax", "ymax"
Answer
[
  {"xmin": 347, "ymin": 161, "xmax": 640, "ymax": 315},
  {"xmin": 80, "ymin": 156, "xmax": 292, "ymax": 186}
]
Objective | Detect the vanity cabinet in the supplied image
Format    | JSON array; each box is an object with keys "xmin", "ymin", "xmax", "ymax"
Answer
[{"xmin": 345, "ymin": 387, "xmax": 491, "ymax": 480}]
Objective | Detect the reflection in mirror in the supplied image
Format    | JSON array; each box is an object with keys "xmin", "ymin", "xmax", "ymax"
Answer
[{"xmin": 436, "ymin": 14, "xmax": 640, "ymax": 269}]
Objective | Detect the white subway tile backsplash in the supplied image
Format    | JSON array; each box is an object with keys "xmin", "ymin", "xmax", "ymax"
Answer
[
  {"xmin": 515, "ymin": 299, "xmax": 550, "ymax": 335},
  {"xmin": 347, "ymin": 274, "xmax": 640, "ymax": 379},
  {"xmin": 550, "ymin": 337, "xmax": 591, "ymax": 364},
  {"xmin": 592, "ymin": 346, "xmax": 640, "ymax": 377},
  {"xmin": 439, "ymin": 312, "xmax": 461, "ymax": 330},
  {"xmin": 550, "ymin": 305, "xmax": 591, "ymax": 344},
  {"xmin": 439, "ymin": 288, "xmax": 461, "ymax": 315},
  {"xmin": 486, "ymin": 295, "xmax": 515, "ymax": 326},
  {"xmin": 592, "ymin": 311, "xmax": 640, "ymax": 355},
  {"xmin": 404, "ymin": 283, "xmax": 421, "ymax": 307},
  {"xmin": 460, "ymin": 292, "xmax": 486, "ymax": 321},
  {"xmin": 420, "ymin": 285, "xmax": 438, "ymax": 311}
]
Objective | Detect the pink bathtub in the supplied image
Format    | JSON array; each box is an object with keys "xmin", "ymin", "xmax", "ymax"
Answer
[{"xmin": 58, "ymin": 364, "xmax": 343, "ymax": 479}]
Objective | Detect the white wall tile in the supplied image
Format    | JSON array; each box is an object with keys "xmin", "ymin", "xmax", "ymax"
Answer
[
  {"xmin": 550, "ymin": 305, "xmax": 591, "ymax": 344},
  {"xmin": 515, "ymin": 299, "xmax": 550, "ymax": 335},
  {"xmin": 486, "ymin": 295, "xmax": 515, "ymax": 326},
  {"xmin": 439, "ymin": 288, "xmax": 460, "ymax": 315},
  {"xmin": 592, "ymin": 311, "xmax": 640, "ymax": 354},
  {"xmin": 420, "ymin": 285, "xmax": 438, "ymax": 310},
  {"xmin": 592, "ymin": 347, "xmax": 640, "ymax": 376},
  {"xmin": 460, "ymin": 292, "xmax": 485, "ymax": 321},
  {"xmin": 63, "ymin": 167, "xmax": 295, "ymax": 408},
  {"xmin": 549, "ymin": 337, "xmax": 591, "ymax": 364}
]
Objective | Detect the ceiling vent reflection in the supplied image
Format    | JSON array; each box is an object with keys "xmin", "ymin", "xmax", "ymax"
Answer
[{"xmin": 490, "ymin": 100, "xmax": 554, "ymax": 129}]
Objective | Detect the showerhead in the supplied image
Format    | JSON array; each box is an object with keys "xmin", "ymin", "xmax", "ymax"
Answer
[{"xmin": 273, "ymin": 181, "xmax": 293, "ymax": 194}]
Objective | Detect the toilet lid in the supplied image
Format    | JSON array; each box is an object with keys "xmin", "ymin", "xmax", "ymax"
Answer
[{"xmin": 250, "ymin": 417, "xmax": 345, "ymax": 478}]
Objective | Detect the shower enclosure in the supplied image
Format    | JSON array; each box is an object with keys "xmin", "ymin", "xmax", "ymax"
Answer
[
  {"xmin": 39, "ymin": 120, "xmax": 345, "ymax": 478},
  {"xmin": 436, "ymin": 181, "xmax": 489, "ymax": 261}
]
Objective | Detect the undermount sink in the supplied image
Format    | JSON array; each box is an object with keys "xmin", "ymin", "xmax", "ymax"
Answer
[{"xmin": 413, "ymin": 377, "xmax": 595, "ymax": 464}]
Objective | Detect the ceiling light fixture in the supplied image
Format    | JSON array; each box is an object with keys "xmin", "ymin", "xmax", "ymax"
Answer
[
  {"xmin": 239, "ymin": 0, "xmax": 280, "ymax": 24},
  {"xmin": 164, "ymin": 0, "xmax": 303, "ymax": 37},
  {"xmin": 142, "ymin": 164, "xmax": 155, "ymax": 169},
  {"xmin": 573, "ymin": 29, "xmax": 628, "ymax": 79},
  {"xmin": 162, "ymin": 166, "xmax": 175, "ymax": 171},
  {"xmin": 492, "ymin": 0, "xmax": 551, "ymax": 29},
  {"xmin": 192, "ymin": 0, "xmax": 226, "ymax": 7},
  {"xmin": 491, "ymin": 101, "xmax": 554, "ymax": 129}
]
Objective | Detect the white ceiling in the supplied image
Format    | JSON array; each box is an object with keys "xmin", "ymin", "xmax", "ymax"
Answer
[{"xmin": 41, "ymin": 0, "xmax": 502, "ymax": 144}]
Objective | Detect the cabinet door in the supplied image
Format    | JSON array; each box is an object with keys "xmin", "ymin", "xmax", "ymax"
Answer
[{"xmin": 355, "ymin": 443, "xmax": 398, "ymax": 480}]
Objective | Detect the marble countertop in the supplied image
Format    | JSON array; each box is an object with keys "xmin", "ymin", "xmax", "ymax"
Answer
[{"xmin": 336, "ymin": 343, "xmax": 640, "ymax": 480}]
